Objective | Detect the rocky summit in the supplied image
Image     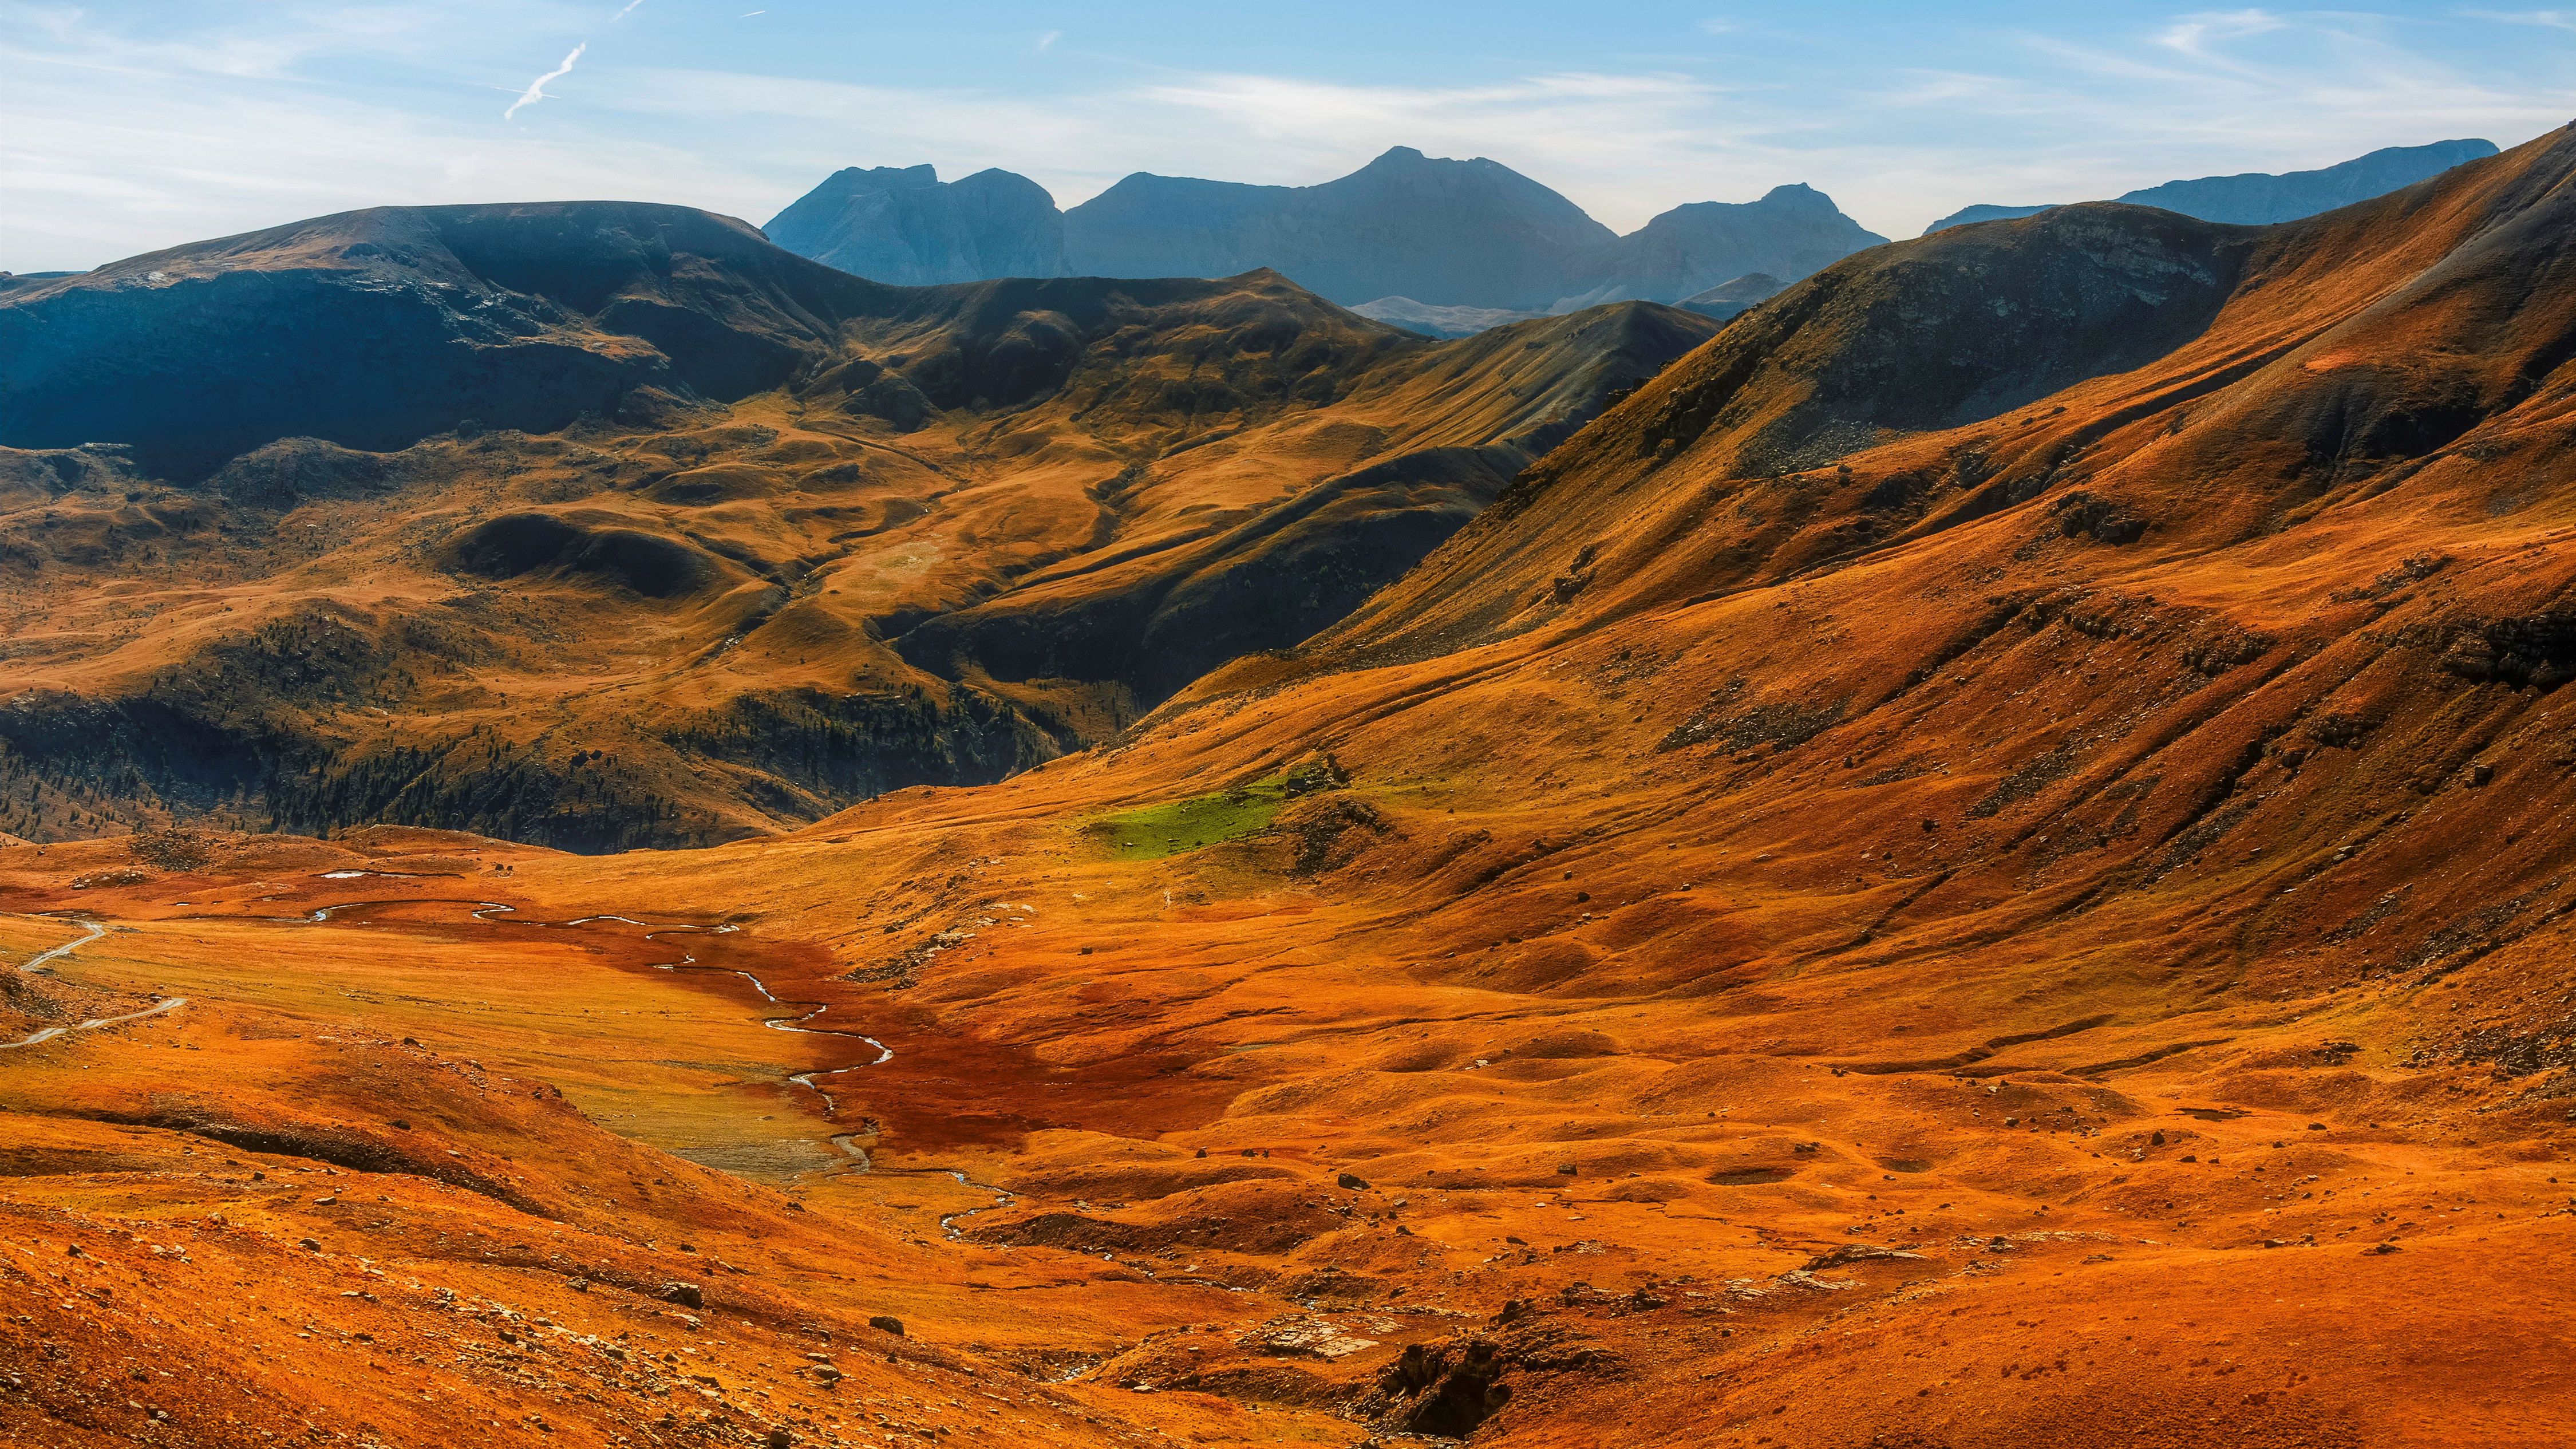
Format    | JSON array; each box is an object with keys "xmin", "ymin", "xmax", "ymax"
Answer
[{"xmin": 764, "ymin": 146, "xmax": 1888, "ymax": 319}]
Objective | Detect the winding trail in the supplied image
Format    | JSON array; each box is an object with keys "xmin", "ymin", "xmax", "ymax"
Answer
[
  {"xmin": 22, "ymin": 917, "xmax": 106, "ymax": 972},
  {"xmin": 3, "ymin": 918, "xmax": 189, "ymax": 1051}
]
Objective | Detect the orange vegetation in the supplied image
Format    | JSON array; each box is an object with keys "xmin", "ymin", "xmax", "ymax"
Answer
[{"xmin": 9, "ymin": 128, "xmax": 2576, "ymax": 1448}]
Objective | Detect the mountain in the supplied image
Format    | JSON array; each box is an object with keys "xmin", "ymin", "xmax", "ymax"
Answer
[
  {"xmin": 10, "ymin": 123, "xmax": 2576, "ymax": 1449},
  {"xmin": 1064, "ymin": 145, "xmax": 1618, "ymax": 311},
  {"xmin": 1922, "ymin": 136, "xmax": 2499, "ymax": 233},
  {"xmin": 891, "ymin": 301, "xmax": 1714, "ymax": 702},
  {"xmin": 0, "ymin": 202, "xmax": 899, "ymax": 480},
  {"xmin": 1346, "ymin": 295, "xmax": 1546, "ymax": 337},
  {"xmin": 1560, "ymin": 184, "xmax": 1883, "ymax": 309},
  {"xmin": 1918, "ymin": 202, "xmax": 2053, "ymax": 232},
  {"xmin": 1673, "ymin": 271, "xmax": 1783, "ymax": 320},
  {"xmin": 0, "ymin": 201, "xmax": 1714, "ymax": 850},
  {"xmin": 758, "ymin": 164, "xmax": 1068, "ymax": 285},
  {"xmin": 765, "ymin": 146, "xmax": 1886, "ymax": 319}
]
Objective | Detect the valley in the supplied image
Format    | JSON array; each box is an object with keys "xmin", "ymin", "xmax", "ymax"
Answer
[{"xmin": 5, "ymin": 99, "xmax": 2576, "ymax": 1449}]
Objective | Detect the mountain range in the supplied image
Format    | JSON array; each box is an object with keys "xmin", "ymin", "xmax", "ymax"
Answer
[
  {"xmin": 1922, "ymin": 137, "xmax": 2498, "ymax": 234},
  {"xmin": 765, "ymin": 145, "xmax": 1888, "ymax": 318},
  {"xmin": 0, "ymin": 202, "xmax": 1712, "ymax": 848}
]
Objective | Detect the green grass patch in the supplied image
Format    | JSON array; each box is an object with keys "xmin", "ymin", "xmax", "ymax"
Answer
[{"xmin": 1079, "ymin": 760, "xmax": 1338, "ymax": 860}]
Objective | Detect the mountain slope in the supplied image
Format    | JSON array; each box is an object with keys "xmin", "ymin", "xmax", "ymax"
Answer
[
  {"xmin": 1923, "ymin": 136, "xmax": 2499, "ymax": 234},
  {"xmin": 0, "ymin": 202, "xmax": 894, "ymax": 479},
  {"xmin": 1563, "ymin": 184, "xmax": 1887, "ymax": 309},
  {"xmin": 1674, "ymin": 271, "xmax": 1783, "ymax": 319},
  {"xmin": 893, "ymin": 301, "xmax": 1716, "ymax": 701},
  {"xmin": 760, "ymin": 164, "xmax": 1069, "ymax": 285},
  {"xmin": 0, "ymin": 207, "xmax": 1713, "ymax": 850},
  {"xmin": 1065, "ymin": 146, "xmax": 1618, "ymax": 311},
  {"xmin": 1305, "ymin": 126, "xmax": 2573, "ymax": 664},
  {"xmin": 9, "ymin": 127, "xmax": 2576, "ymax": 1449}
]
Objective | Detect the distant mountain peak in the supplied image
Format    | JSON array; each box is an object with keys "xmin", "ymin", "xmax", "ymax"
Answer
[
  {"xmin": 823, "ymin": 163, "xmax": 942, "ymax": 191},
  {"xmin": 1921, "ymin": 136, "xmax": 2499, "ymax": 234},
  {"xmin": 762, "ymin": 163, "xmax": 1065, "ymax": 286},
  {"xmin": 766, "ymin": 148, "xmax": 1886, "ymax": 321},
  {"xmin": 1757, "ymin": 183, "xmax": 1838, "ymax": 210}
]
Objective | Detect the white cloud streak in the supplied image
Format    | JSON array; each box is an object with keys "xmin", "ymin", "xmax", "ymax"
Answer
[
  {"xmin": 503, "ymin": 41, "xmax": 586, "ymax": 121},
  {"xmin": 2463, "ymin": 9, "xmax": 2576, "ymax": 30}
]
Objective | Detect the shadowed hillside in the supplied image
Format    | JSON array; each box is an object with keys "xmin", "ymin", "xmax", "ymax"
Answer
[{"xmin": 0, "ymin": 205, "xmax": 1715, "ymax": 850}]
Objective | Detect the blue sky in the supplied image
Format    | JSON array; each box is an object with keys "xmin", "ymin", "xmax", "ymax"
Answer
[{"xmin": 5, "ymin": 2, "xmax": 2573, "ymax": 271}]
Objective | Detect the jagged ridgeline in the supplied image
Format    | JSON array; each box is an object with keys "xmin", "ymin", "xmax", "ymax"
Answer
[
  {"xmin": 0, "ymin": 202, "xmax": 1717, "ymax": 850},
  {"xmin": 764, "ymin": 146, "xmax": 1889, "ymax": 319}
]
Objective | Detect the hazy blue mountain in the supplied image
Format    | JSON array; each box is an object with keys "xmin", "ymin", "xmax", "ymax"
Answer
[
  {"xmin": 1918, "ymin": 203, "xmax": 2055, "ymax": 234},
  {"xmin": 1348, "ymin": 296, "xmax": 1545, "ymax": 337},
  {"xmin": 1064, "ymin": 147, "xmax": 1618, "ymax": 311},
  {"xmin": 1921, "ymin": 138, "xmax": 2499, "ymax": 235},
  {"xmin": 1563, "ymin": 187, "xmax": 1884, "ymax": 311},
  {"xmin": 765, "ymin": 147, "xmax": 1886, "ymax": 322},
  {"xmin": 2117, "ymin": 139, "xmax": 2499, "ymax": 223},
  {"xmin": 761, "ymin": 164, "xmax": 1066, "ymax": 285},
  {"xmin": 1673, "ymin": 273, "xmax": 1784, "ymax": 321}
]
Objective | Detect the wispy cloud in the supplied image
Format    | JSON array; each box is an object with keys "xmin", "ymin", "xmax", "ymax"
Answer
[
  {"xmin": 2155, "ymin": 8, "xmax": 2289, "ymax": 64},
  {"xmin": 2463, "ymin": 9, "xmax": 2576, "ymax": 29},
  {"xmin": 4, "ymin": 1, "xmax": 2568, "ymax": 271},
  {"xmin": 503, "ymin": 41, "xmax": 586, "ymax": 121},
  {"xmin": 1036, "ymin": 30, "xmax": 1061, "ymax": 50}
]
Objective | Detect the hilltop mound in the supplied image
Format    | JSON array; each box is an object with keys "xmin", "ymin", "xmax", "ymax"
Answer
[{"xmin": 0, "ymin": 202, "xmax": 898, "ymax": 479}]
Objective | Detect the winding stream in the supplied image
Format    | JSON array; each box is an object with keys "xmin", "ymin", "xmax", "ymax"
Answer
[
  {"xmin": 17, "ymin": 886, "xmax": 1021, "ymax": 1231},
  {"xmin": 286, "ymin": 894, "xmax": 896, "ymax": 1118}
]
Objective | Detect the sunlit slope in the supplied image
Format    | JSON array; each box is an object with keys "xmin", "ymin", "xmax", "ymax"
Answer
[
  {"xmin": 1301, "ymin": 121, "xmax": 2576, "ymax": 660},
  {"xmin": 7, "ymin": 128, "xmax": 2576, "ymax": 1448},
  {"xmin": 0, "ymin": 204, "xmax": 1713, "ymax": 850}
]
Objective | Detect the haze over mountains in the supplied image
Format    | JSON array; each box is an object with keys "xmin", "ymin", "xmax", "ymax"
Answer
[
  {"xmin": 1923, "ymin": 136, "xmax": 2499, "ymax": 234},
  {"xmin": 765, "ymin": 145, "xmax": 1888, "ymax": 322}
]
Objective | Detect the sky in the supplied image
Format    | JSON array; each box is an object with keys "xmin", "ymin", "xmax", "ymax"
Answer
[{"xmin": 5, "ymin": 2, "xmax": 2574, "ymax": 273}]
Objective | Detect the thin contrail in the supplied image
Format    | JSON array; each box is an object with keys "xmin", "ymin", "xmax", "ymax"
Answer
[
  {"xmin": 611, "ymin": 0, "xmax": 645, "ymax": 18},
  {"xmin": 503, "ymin": 42, "xmax": 587, "ymax": 121}
]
